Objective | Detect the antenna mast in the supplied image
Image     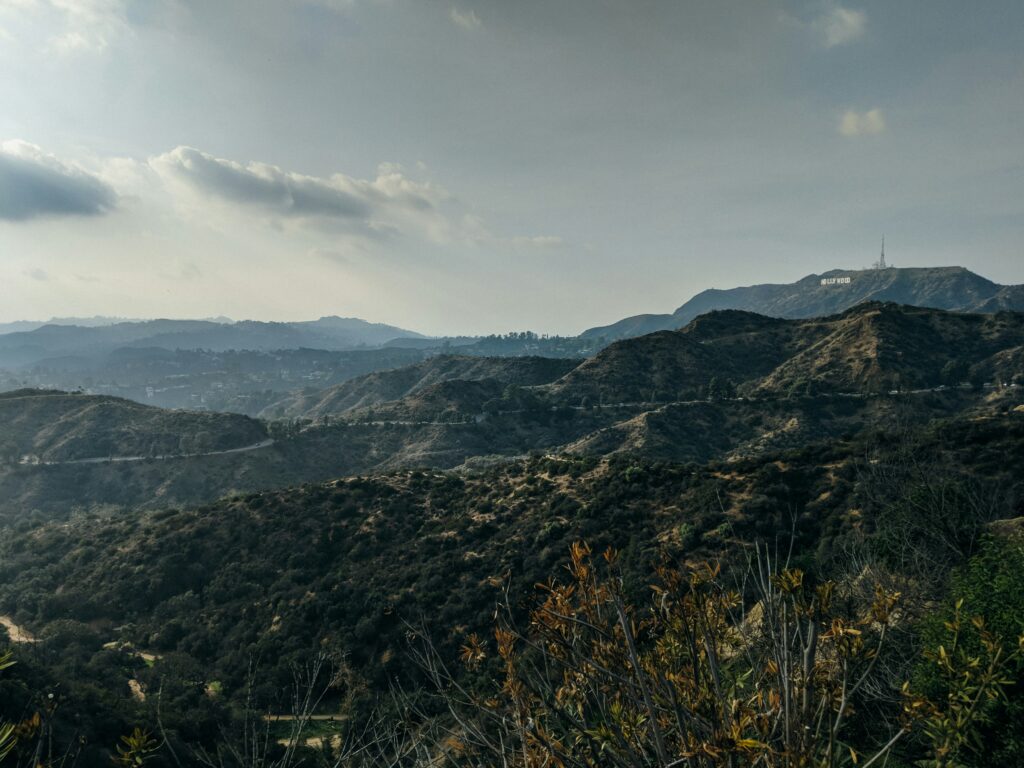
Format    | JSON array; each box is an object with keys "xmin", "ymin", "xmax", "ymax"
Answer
[{"xmin": 874, "ymin": 236, "xmax": 888, "ymax": 270}]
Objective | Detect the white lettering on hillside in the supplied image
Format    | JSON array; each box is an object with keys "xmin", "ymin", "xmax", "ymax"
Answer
[{"xmin": 820, "ymin": 276, "xmax": 852, "ymax": 286}]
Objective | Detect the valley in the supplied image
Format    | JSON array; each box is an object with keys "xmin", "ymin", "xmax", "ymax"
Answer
[
  {"xmin": 1, "ymin": 296, "xmax": 1023, "ymax": 767},
  {"xmin": 2, "ymin": 302, "xmax": 1022, "ymax": 521}
]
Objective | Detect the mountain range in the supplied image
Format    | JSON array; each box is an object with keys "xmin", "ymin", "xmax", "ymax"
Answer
[
  {"xmin": 582, "ymin": 266, "xmax": 1024, "ymax": 342},
  {"xmin": 3, "ymin": 302, "xmax": 1022, "ymax": 520},
  {"xmin": 2, "ymin": 267, "xmax": 1022, "ymax": 414},
  {"xmin": 1, "ymin": 295, "xmax": 1023, "ymax": 764},
  {"xmin": 281, "ymin": 302, "xmax": 1024, "ymax": 422},
  {"xmin": 0, "ymin": 316, "xmax": 423, "ymax": 369}
]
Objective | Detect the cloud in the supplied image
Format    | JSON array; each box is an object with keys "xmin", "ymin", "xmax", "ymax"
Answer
[
  {"xmin": 838, "ymin": 108, "xmax": 886, "ymax": 137},
  {"xmin": 152, "ymin": 146, "xmax": 374, "ymax": 219},
  {"xmin": 508, "ymin": 235, "xmax": 565, "ymax": 249},
  {"xmin": 1, "ymin": 0, "xmax": 131, "ymax": 54},
  {"xmin": 787, "ymin": 2, "xmax": 865, "ymax": 48},
  {"xmin": 1, "ymin": 139, "xmax": 561, "ymax": 256},
  {"xmin": 0, "ymin": 140, "xmax": 117, "ymax": 221},
  {"xmin": 449, "ymin": 7, "xmax": 481, "ymax": 30},
  {"xmin": 818, "ymin": 4, "xmax": 865, "ymax": 47},
  {"xmin": 25, "ymin": 267, "xmax": 49, "ymax": 281},
  {"xmin": 50, "ymin": 0, "xmax": 130, "ymax": 53},
  {"xmin": 149, "ymin": 146, "xmax": 466, "ymax": 245}
]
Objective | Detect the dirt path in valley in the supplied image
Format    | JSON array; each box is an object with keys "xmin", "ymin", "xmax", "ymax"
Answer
[{"xmin": 0, "ymin": 615, "xmax": 37, "ymax": 643}]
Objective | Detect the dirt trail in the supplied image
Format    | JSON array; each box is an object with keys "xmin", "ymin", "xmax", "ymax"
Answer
[{"xmin": 0, "ymin": 615, "xmax": 37, "ymax": 643}]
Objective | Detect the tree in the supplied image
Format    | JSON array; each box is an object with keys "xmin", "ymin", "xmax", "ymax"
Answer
[
  {"xmin": 941, "ymin": 360, "xmax": 970, "ymax": 387},
  {"xmin": 707, "ymin": 378, "xmax": 735, "ymax": 401}
]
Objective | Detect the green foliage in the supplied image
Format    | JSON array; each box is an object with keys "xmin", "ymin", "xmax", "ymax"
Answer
[
  {"xmin": 0, "ymin": 407, "xmax": 1022, "ymax": 765},
  {"xmin": 0, "ymin": 650, "xmax": 15, "ymax": 763},
  {"xmin": 113, "ymin": 728, "xmax": 159, "ymax": 768},
  {"xmin": 706, "ymin": 376, "xmax": 737, "ymax": 401},
  {"xmin": 912, "ymin": 534, "xmax": 1024, "ymax": 766},
  {"xmin": 941, "ymin": 359, "xmax": 970, "ymax": 386},
  {"xmin": 908, "ymin": 604, "xmax": 1023, "ymax": 767}
]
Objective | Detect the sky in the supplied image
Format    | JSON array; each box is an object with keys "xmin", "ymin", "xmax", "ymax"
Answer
[{"xmin": 0, "ymin": 0, "xmax": 1022, "ymax": 336}]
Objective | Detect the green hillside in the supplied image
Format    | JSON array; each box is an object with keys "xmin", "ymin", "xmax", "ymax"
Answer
[
  {"xmin": 2, "ymin": 305, "xmax": 1022, "ymax": 520},
  {"xmin": 0, "ymin": 390, "xmax": 266, "ymax": 463},
  {"xmin": 262, "ymin": 354, "xmax": 579, "ymax": 420},
  {"xmin": 556, "ymin": 303, "xmax": 1024, "ymax": 404},
  {"xmin": 1, "ymin": 409, "xmax": 1022, "ymax": 761}
]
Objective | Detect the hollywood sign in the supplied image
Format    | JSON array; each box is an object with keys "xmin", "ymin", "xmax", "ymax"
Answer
[{"xmin": 820, "ymin": 277, "xmax": 852, "ymax": 286}]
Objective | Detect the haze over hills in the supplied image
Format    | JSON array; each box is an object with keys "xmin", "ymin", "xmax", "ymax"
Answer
[
  {"xmin": 11, "ymin": 267, "xmax": 1015, "ymax": 367},
  {"xmin": 3, "ymin": 265, "xmax": 1020, "ymax": 419},
  {"xmin": 582, "ymin": 266, "xmax": 1024, "ymax": 342},
  {"xmin": 0, "ymin": 316, "xmax": 424, "ymax": 369},
  {"xmin": 0, "ymin": 316, "xmax": 155, "ymax": 335}
]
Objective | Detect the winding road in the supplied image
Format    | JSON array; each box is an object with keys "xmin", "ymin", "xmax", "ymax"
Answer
[{"xmin": 36, "ymin": 438, "xmax": 276, "ymax": 466}]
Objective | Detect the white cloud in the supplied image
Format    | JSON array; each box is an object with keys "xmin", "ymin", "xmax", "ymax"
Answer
[
  {"xmin": 1, "ymin": 0, "xmax": 132, "ymax": 54},
  {"xmin": 818, "ymin": 4, "xmax": 865, "ymax": 47},
  {"xmin": 1, "ymin": 139, "xmax": 563, "ymax": 261},
  {"xmin": 785, "ymin": 2, "xmax": 865, "ymax": 48},
  {"xmin": 143, "ymin": 146, "xmax": 561, "ymax": 252},
  {"xmin": 838, "ymin": 108, "xmax": 886, "ymax": 137},
  {"xmin": 449, "ymin": 6, "xmax": 481, "ymax": 30},
  {"xmin": 148, "ymin": 146, "xmax": 466, "ymax": 249}
]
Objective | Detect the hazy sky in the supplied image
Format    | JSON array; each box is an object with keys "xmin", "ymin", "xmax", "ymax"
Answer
[{"xmin": 1, "ymin": 0, "xmax": 1022, "ymax": 335}]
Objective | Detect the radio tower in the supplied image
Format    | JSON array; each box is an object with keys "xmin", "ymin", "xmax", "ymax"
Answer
[{"xmin": 873, "ymin": 236, "xmax": 888, "ymax": 270}]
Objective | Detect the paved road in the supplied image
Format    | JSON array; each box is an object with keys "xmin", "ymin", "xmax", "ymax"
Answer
[
  {"xmin": 315, "ymin": 385, "xmax": 991, "ymax": 430},
  {"xmin": 37, "ymin": 438, "xmax": 276, "ymax": 466}
]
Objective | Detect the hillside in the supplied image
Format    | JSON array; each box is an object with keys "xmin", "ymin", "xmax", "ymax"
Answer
[
  {"xmin": 280, "ymin": 303, "xmax": 1024, "ymax": 421},
  {"xmin": 262, "ymin": 354, "xmax": 579, "ymax": 420},
  {"xmin": 1, "ymin": 305, "xmax": 1021, "ymax": 519},
  {"xmin": 582, "ymin": 266, "xmax": 1024, "ymax": 342},
  {"xmin": 0, "ymin": 390, "xmax": 266, "ymax": 463},
  {"xmin": 555, "ymin": 303, "xmax": 1024, "ymax": 404},
  {"xmin": 1, "ymin": 346, "xmax": 432, "ymax": 416},
  {"xmin": 1, "ymin": 410, "xmax": 1022, "ymax": 733},
  {"xmin": 0, "ymin": 388, "xmax": 619, "ymax": 519}
]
